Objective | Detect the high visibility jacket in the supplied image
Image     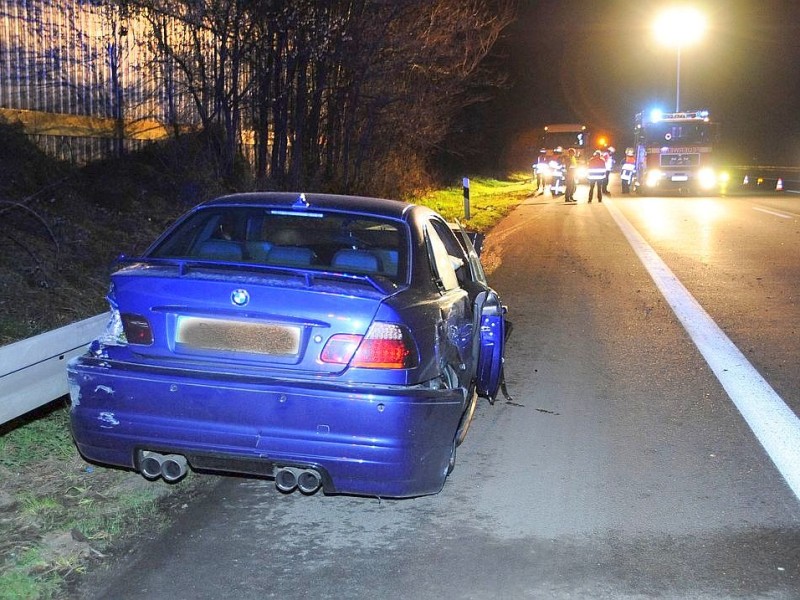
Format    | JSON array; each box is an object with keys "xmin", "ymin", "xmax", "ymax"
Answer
[
  {"xmin": 587, "ymin": 156, "xmax": 606, "ymax": 181},
  {"xmin": 620, "ymin": 156, "xmax": 636, "ymax": 181}
]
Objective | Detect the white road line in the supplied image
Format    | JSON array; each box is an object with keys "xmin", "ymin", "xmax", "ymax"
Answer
[
  {"xmin": 605, "ymin": 199, "xmax": 800, "ymax": 502},
  {"xmin": 752, "ymin": 206, "xmax": 793, "ymax": 219}
]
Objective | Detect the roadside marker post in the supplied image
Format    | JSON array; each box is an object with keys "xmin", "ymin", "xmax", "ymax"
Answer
[{"xmin": 463, "ymin": 177, "xmax": 470, "ymax": 220}]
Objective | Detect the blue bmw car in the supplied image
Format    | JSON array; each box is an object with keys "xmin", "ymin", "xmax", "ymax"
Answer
[{"xmin": 68, "ymin": 192, "xmax": 507, "ymax": 498}]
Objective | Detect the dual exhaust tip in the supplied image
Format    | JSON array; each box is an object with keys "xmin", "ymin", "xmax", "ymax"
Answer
[
  {"xmin": 140, "ymin": 451, "xmax": 188, "ymax": 483},
  {"xmin": 275, "ymin": 466, "xmax": 322, "ymax": 494},
  {"xmin": 139, "ymin": 451, "xmax": 322, "ymax": 494}
]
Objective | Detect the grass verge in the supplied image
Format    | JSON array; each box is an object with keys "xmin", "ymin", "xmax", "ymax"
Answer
[
  {"xmin": 0, "ymin": 402, "xmax": 212, "ymax": 600},
  {"xmin": 413, "ymin": 173, "xmax": 532, "ymax": 233}
]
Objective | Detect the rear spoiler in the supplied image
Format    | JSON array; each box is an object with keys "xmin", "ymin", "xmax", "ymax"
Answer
[{"xmin": 112, "ymin": 255, "xmax": 401, "ymax": 296}]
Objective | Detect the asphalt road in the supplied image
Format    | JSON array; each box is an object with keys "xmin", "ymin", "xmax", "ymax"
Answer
[{"xmin": 78, "ymin": 188, "xmax": 800, "ymax": 600}]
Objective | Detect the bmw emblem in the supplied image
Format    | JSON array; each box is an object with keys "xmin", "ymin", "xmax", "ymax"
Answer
[{"xmin": 231, "ymin": 289, "xmax": 250, "ymax": 307}]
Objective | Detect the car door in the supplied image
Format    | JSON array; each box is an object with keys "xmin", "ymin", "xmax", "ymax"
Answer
[
  {"xmin": 451, "ymin": 222, "xmax": 507, "ymax": 401},
  {"xmin": 423, "ymin": 219, "xmax": 474, "ymax": 390}
]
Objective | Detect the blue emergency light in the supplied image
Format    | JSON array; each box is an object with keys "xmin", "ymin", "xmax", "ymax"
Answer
[{"xmin": 649, "ymin": 108, "xmax": 663, "ymax": 123}]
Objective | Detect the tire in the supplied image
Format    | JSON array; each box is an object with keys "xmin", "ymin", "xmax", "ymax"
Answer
[
  {"xmin": 446, "ymin": 440, "xmax": 457, "ymax": 475},
  {"xmin": 455, "ymin": 386, "xmax": 478, "ymax": 447},
  {"xmin": 447, "ymin": 385, "xmax": 477, "ymax": 476}
]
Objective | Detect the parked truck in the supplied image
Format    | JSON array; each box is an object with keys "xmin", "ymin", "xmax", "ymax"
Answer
[
  {"xmin": 535, "ymin": 124, "xmax": 590, "ymax": 195},
  {"xmin": 632, "ymin": 109, "xmax": 725, "ymax": 194}
]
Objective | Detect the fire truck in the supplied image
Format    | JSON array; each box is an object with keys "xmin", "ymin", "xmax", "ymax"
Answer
[
  {"xmin": 632, "ymin": 109, "xmax": 724, "ymax": 194},
  {"xmin": 535, "ymin": 124, "xmax": 590, "ymax": 195}
]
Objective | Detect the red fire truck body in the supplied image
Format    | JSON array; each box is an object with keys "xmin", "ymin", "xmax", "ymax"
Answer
[{"xmin": 633, "ymin": 109, "xmax": 722, "ymax": 194}]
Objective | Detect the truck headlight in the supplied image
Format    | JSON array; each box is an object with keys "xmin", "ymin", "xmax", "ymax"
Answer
[
  {"xmin": 698, "ymin": 168, "xmax": 717, "ymax": 190},
  {"xmin": 645, "ymin": 170, "xmax": 662, "ymax": 187}
]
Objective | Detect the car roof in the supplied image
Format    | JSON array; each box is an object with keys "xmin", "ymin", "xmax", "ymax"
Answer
[{"xmin": 202, "ymin": 192, "xmax": 416, "ymax": 220}]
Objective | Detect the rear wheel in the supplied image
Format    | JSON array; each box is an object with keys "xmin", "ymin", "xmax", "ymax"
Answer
[
  {"xmin": 447, "ymin": 440, "xmax": 457, "ymax": 475},
  {"xmin": 448, "ymin": 385, "xmax": 478, "ymax": 476},
  {"xmin": 455, "ymin": 385, "xmax": 478, "ymax": 447}
]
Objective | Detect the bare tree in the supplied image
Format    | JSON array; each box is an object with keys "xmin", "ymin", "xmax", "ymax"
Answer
[
  {"xmin": 113, "ymin": 0, "xmax": 517, "ymax": 193},
  {"xmin": 120, "ymin": 0, "xmax": 259, "ymax": 179},
  {"xmin": 329, "ymin": 0, "xmax": 517, "ymax": 192}
]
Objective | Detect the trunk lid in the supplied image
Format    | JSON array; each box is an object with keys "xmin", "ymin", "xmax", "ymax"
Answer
[{"xmin": 111, "ymin": 262, "xmax": 391, "ymax": 375}]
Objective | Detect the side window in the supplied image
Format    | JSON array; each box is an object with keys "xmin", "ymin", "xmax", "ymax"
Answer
[
  {"xmin": 425, "ymin": 219, "xmax": 467, "ymax": 292},
  {"xmin": 454, "ymin": 225, "xmax": 487, "ymax": 285}
]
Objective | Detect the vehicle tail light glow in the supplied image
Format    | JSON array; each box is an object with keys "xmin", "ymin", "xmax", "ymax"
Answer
[
  {"xmin": 320, "ymin": 323, "xmax": 417, "ymax": 369},
  {"xmin": 121, "ymin": 313, "xmax": 154, "ymax": 345}
]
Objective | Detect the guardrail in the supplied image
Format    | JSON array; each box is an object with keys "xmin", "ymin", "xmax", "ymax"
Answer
[{"xmin": 0, "ymin": 313, "xmax": 107, "ymax": 426}]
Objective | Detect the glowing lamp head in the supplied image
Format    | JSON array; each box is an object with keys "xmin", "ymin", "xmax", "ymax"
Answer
[{"xmin": 653, "ymin": 7, "xmax": 707, "ymax": 48}]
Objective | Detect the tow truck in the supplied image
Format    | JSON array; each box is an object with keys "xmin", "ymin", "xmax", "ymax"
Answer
[{"xmin": 632, "ymin": 109, "xmax": 726, "ymax": 194}]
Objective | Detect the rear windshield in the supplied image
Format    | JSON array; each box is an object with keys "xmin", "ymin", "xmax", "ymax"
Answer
[{"xmin": 148, "ymin": 206, "xmax": 408, "ymax": 283}]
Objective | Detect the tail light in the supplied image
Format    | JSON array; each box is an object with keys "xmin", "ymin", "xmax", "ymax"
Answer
[
  {"xmin": 121, "ymin": 313, "xmax": 154, "ymax": 345},
  {"xmin": 321, "ymin": 322, "xmax": 417, "ymax": 369}
]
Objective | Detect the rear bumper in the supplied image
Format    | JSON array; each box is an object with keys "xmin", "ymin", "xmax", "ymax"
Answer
[{"xmin": 67, "ymin": 354, "xmax": 465, "ymax": 498}]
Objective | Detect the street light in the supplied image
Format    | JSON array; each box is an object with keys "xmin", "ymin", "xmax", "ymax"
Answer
[{"xmin": 653, "ymin": 6, "xmax": 707, "ymax": 112}]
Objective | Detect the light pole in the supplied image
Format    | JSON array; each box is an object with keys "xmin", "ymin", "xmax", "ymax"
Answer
[{"xmin": 653, "ymin": 6, "xmax": 707, "ymax": 112}]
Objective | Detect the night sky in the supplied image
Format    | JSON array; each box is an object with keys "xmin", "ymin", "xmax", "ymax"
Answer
[{"xmin": 492, "ymin": 0, "xmax": 800, "ymax": 168}]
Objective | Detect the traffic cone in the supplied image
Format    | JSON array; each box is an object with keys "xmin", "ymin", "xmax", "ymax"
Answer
[
  {"xmin": 742, "ymin": 175, "xmax": 749, "ymax": 185},
  {"xmin": 776, "ymin": 178, "xmax": 784, "ymax": 191}
]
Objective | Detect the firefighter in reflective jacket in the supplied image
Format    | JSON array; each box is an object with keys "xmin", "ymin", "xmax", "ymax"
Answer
[
  {"xmin": 587, "ymin": 150, "xmax": 607, "ymax": 203},
  {"xmin": 620, "ymin": 148, "xmax": 636, "ymax": 194},
  {"xmin": 549, "ymin": 147, "xmax": 565, "ymax": 196},
  {"xmin": 534, "ymin": 149, "xmax": 548, "ymax": 195},
  {"xmin": 564, "ymin": 147, "xmax": 578, "ymax": 203},
  {"xmin": 602, "ymin": 147, "xmax": 614, "ymax": 194}
]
